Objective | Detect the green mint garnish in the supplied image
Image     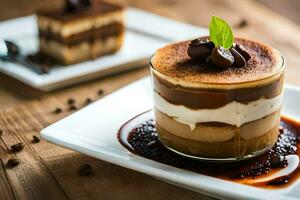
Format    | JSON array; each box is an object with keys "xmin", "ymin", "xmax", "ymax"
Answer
[{"xmin": 209, "ymin": 16, "xmax": 234, "ymax": 49}]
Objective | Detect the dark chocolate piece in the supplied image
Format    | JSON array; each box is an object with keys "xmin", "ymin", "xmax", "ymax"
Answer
[
  {"xmin": 211, "ymin": 47, "xmax": 234, "ymax": 68},
  {"xmin": 53, "ymin": 107, "xmax": 63, "ymax": 114},
  {"xmin": 270, "ymin": 156, "xmax": 283, "ymax": 168},
  {"xmin": 78, "ymin": 164, "xmax": 92, "ymax": 176},
  {"xmin": 68, "ymin": 104, "xmax": 78, "ymax": 111},
  {"xmin": 97, "ymin": 89, "xmax": 104, "ymax": 95},
  {"xmin": 85, "ymin": 98, "xmax": 93, "ymax": 104},
  {"xmin": 190, "ymin": 38, "xmax": 214, "ymax": 50},
  {"xmin": 67, "ymin": 98, "xmax": 76, "ymax": 105},
  {"xmin": 187, "ymin": 39, "xmax": 214, "ymax": 61},
  {"xmin": 38, "ymin": 1, "xmax": 123, "ymax": 22},
  {"xmin": 65, "ymin": 0, "xmax": 91, "ymax": 13},
  {"xmin": 233, "ymin": 43, "xmax": 251, "ymax": 62},
  {"xmin": 32, "ymin": 135, "xmax": 41, "ymax": 143},
  {"xmin": 7, "ymin": 158, "xmax": 20, "ymax": 168},
  {"xmin": 236, "ymin": 19, "xmax": 248, "ymax": 28},
  {"xmin": 230, "ymin": 47, "xmax": 246, "ymax": 67},
  {"xmin": 11, "ymin": 143, "xmax": 24, "ymax": 153}
]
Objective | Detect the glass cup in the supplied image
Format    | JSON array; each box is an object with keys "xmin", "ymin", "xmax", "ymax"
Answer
[{"xmin": 150, "ymin": 43, "xmax": 285, "ymax": 161}]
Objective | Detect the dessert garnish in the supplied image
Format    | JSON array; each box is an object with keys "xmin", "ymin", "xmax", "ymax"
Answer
[
  {"xmin": 188, "ymin": 16, "xmax": 251, "ymax": 68},
  {"xmin": 187, "ymin": 39, "xmax": 214, "ymax": 62},
  {"xmin": 65, "ymin": 0, "xmax": 91, "ymax": 12}
]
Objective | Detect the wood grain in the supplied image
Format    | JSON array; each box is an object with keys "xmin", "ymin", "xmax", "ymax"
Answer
[{"xmin": 0, "ymin": 0, "xmax": 300, "ymax": 199}]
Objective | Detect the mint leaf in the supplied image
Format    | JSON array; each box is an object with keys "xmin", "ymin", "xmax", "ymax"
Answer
[{"xmin": 209, "ymin": 16, "xmax": 234, "ymax": 49}]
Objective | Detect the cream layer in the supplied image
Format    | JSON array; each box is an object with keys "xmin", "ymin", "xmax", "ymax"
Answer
[
  {"xmin": 153, "ymin": 91, "xmax": 282, "ymax": 129},
  {"xmin": 37, "ymin": 10, "xmax": 124, "ymax": 37},
  {"xmin": 155, "ymin": 109, "xmax": 280, "ymax": 142}
]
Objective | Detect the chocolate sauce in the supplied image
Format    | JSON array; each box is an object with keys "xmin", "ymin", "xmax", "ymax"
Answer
[{"xmin": 118, "ymin": 111, "xmax": 300, "ymax": 189}]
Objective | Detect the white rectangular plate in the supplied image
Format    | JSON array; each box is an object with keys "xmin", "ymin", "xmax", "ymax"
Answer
[
  {"xmin": 0, "ymin": 8, "xmax": 207, "ymax": 91},
  {"xmin": 41, "ymin": 77, "xmax": 300, "ymax": 200}
]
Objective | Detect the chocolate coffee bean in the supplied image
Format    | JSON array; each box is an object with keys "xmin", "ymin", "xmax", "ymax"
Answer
[
  {"xmin": 85, "ymin": 98, "xmax": 93, "ymax": 104},
  {"xmin": 190, "ymin": 38, "xmax": 215, "ymax": 50},
  {"xmin": 270, "ymin": 156, "xmax": 282, "ymax": 168},
  {"xmin": 230, "ymin": 47, "xmax": 246, "ymax": 67},
  {"xmin": 32, "ymin": 135, "xmax": 40, "ymax": 143},
  {"xmin": 11, "ymin": 143, "xmax": 24, "ymax": 153},
  {"xmin": 233, "ymin": 43, "xmax": 251, "ymax": 62},
  {"xmin": 67, "ymin": 98, "xmax": 76, "ymax": 105},
  {"xmin": 78, "ymin": 164, "xmax": 92, "ymax": 176},
  {"xmin": 98, "ymin": 89, "xmax": 104, "ymax": 95},
  {"xmin": 188, "ymin": 40, "xmax": 213, "ymax": 61},
  {"xmin": 53, "ymin": 107, "xmax": 62, "ymax": 114},
  {"xmin": 211, "ymin": 47, "xmax": 234, "ymax": 68},
  {"xmin": 65, "ymin": 0, "xmax": 91, "ymax": 12},
  {"xmin": 69, "ymin": 104, "xmax": 78, "ymax": 111},
  {"xmin": 7, "ymin": 158, "xmax": 20, "ymax": 168}
]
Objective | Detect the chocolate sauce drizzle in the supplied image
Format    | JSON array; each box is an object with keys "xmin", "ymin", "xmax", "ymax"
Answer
[{"xmin": 118, "ymin": 112, "xmax": 300, "ymax": 188}]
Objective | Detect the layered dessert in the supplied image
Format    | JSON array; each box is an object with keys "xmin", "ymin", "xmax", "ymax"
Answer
[
  {"xmin": 37, "ymin": 0, "xmax": 124, "ymax": 65},
  {"xmin": 150, "ymin": 17, "xmax": 285, "ymax": 160}
]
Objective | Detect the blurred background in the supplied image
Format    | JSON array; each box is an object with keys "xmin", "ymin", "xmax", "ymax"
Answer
[{"xmin": 1, "ymin": 0, "xmax": 300, "ymax": 24}]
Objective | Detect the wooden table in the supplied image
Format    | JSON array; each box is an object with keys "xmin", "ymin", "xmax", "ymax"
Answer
[{"xmin": 1, "ymin": 0, "xmax": 300, "ymax": 199}]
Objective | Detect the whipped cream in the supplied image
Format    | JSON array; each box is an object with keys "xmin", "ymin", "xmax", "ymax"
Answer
[{"xmin": 153, "ymin": 91, "xmax": 282, "ymax": 130}]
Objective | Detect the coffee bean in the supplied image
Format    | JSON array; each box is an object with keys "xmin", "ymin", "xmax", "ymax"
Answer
[
  {"xmin": 233, "ymin": 44, "xmax": 251, "ymax": 62},
  {"xmin": 230, "ymin": 47, "xmax": 246, "ymax": 67},
  {"xmin": 68, "ymin": 105, "xmax": 78, "ymax": 111},
  {"xmin": 279, "ymin": 126, "xmax": 284, "ymax": 133},
  {"xmin": 236, "ymin": 19, "xmax": 248, "ymax": 28},
  {"xmin": 190, "ymin": 38, "xmax": 214, "ymax": 50},
  {"xmin": 67, "ymin": 98, "xmax": 76, "ymax": 105},
  {"xmin": 98, "ymin": 89, "xmax": 104, "ymax": 95},
  {"xmin": 211, "ymin": 47, "xmax": 234, "ymax": 68},
  {"xmin": 53, "ymin": 107, "xmax": 62, "ymax": 114},
  {"xmin": 7, "ymin": 158, "xmax": 20, "ymax": 167},
  {"xmin": 85, "ymin": 98, "xmax": 93, "ymax": 104},
  {"xmin": 32, "ymin": 135, "xmax": 40, "ymax": 143},
  {"xmin": 78, "ymin": 164, "xmax": 92, "ymax": 176},
  {"xmin": 188, "ymin": 39, "xmax": 214, "ymax": 61},
  {"xmin": 65, "ymin": 0, "xmax": 91, "ymax": 12},
  {"xmin": 11, "ymin": 143, "xmax": 24, "ymax": 152}
]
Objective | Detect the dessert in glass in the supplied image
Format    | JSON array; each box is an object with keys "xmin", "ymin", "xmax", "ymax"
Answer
[{"xmin": 150, "ymin": 16, "xmax": 285, "ymax": 161}]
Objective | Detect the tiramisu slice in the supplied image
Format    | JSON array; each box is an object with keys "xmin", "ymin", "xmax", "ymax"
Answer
[
  {"xmin": 150, "ymin": 16, "xmax": 285, "ymax": 160},
  {"xmin": 37, "ymin": 0, "xmax": 124, "ymax": 65}
]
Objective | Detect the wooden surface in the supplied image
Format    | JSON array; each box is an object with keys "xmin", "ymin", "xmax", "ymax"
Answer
[{"xmin": 1, "ymin": 0, "xmax": 300, "ymax": 199}]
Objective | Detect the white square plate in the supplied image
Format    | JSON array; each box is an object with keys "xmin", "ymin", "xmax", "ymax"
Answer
[
  {"xmin": 0, "ymin": 8, "xmax": 207, "ymax": 91},
  {"xmin": 41, "ymin": 77, "xmax": 300, "ymax": 200}
]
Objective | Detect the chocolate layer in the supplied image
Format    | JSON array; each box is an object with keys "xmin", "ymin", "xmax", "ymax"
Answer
[
  {"xmin": 39, "ymin": 23, "xmax": 124, "ymax": 46},
  {"xmin": 37, "ymin": 0, "xmax": 123, "ymax": 22},
  {"xmin": 153, "ymin": 72, "xmax": 284, "ymax": 109}
]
